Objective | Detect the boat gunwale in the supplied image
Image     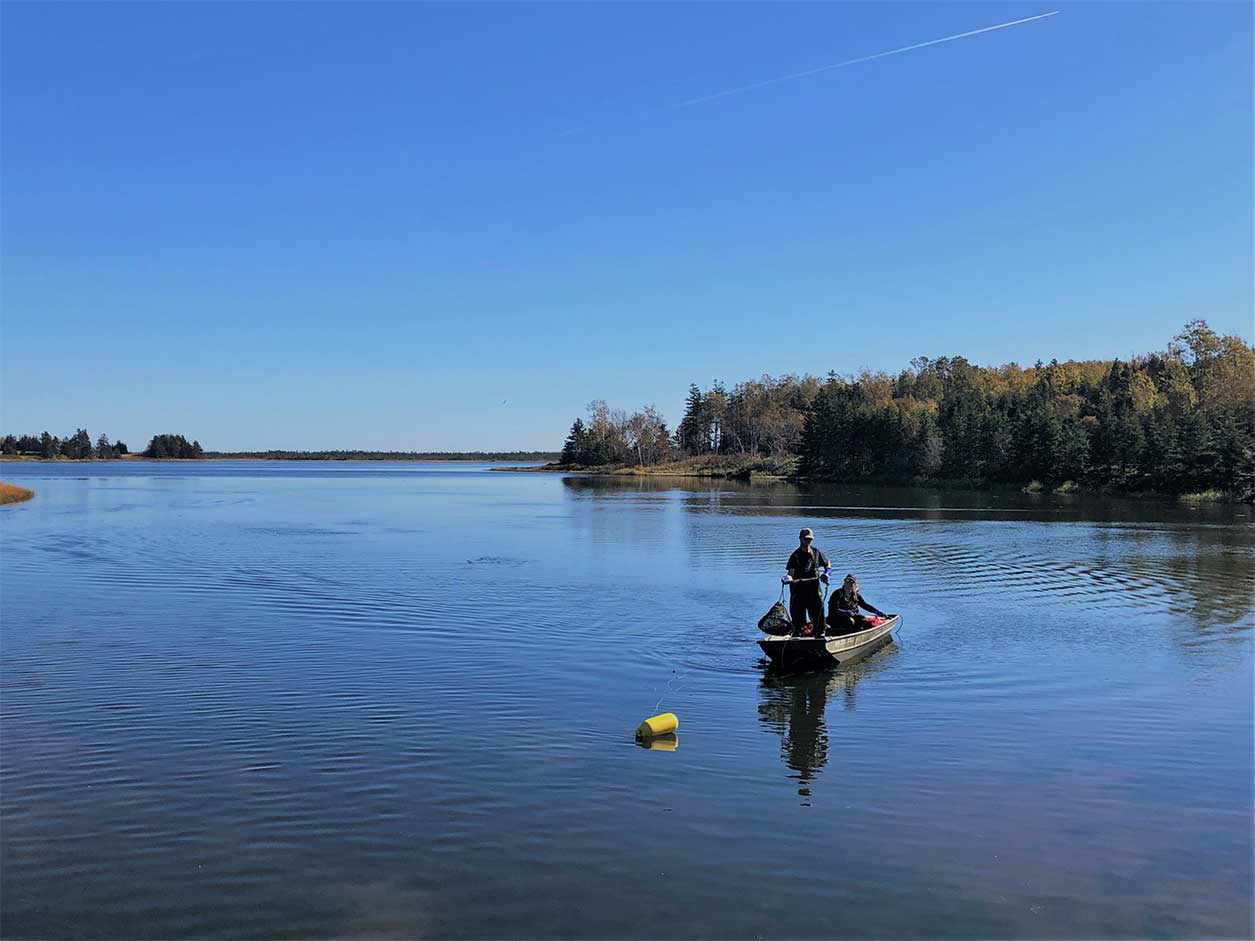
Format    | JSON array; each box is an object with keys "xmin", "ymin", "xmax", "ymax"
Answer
[{"xmin": 757, "ymin": 614, "xmax": 900, "ymax": 655}]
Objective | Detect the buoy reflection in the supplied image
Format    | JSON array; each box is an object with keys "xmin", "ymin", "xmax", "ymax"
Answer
[{"xmin": 635, "ymin": 732, "xmax": 678, "ymax": 751}]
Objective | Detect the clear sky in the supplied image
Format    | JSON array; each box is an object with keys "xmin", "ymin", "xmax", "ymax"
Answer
[{"xmin": 2, "ymin": 1, "xmax": 1251, "ymax": 451}]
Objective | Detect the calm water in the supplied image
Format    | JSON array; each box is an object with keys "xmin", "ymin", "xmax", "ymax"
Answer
[{"xmin": 2, "ymin": 461, "xmax": 1252, "ymax": 939}]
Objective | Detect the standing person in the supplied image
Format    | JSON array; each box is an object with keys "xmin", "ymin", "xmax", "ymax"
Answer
[{"xmin": 783, "ymin": 528, "xmax": 831, "ymax": 638}]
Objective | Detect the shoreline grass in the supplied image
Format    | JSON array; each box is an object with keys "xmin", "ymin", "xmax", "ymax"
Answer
[
  {"xmin": 0, "ymin": 481, "xmax": 35, "ymax": 505},
  {"xmin": 494, "ymin": 454, "xmax": 798, "ymax": 480},
  {"xmin": 1178, "ymin": 489, "xmax": 1227, "ymax": 503},
  {"xmin": 494, "ymin": 462, "xmax": 1248, "ymax": 503}
]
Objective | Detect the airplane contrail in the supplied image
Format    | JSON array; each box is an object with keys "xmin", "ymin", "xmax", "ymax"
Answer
[
  {"xmin": 674, "ymin": 11, "xmax": 1059, "ymax": 109},
  {"xmin": 558, "ymin": 11, "xmax": 1057, "ymax": 136}
]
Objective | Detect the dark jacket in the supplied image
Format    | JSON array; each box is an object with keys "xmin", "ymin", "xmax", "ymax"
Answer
[
  {"xmin": 786, "ymin": 545, "xmax": 829, "ymax": 592},
  {"xmin": 830, "ymin": 587, "xmax": 884, "ymax": 617}
]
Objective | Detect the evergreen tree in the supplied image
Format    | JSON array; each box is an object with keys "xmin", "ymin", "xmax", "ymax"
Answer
[
  {"xmin": 552, "ymin": 321, "xmax": 1252, "ymax": 497},
  {"xmin": 144, "ymin": 434, "xmax": 204, "ymax": 459},
  {"xmin": 676, "ymin": 384, "xmax": 709, "ymax": 455},
  {"xmin": 71, "ymin": 428, "xmax": 92, "ymax": 459},
  {"xmin": 560, "ymin": 419, "xmax": 589, "ymax": 465}
]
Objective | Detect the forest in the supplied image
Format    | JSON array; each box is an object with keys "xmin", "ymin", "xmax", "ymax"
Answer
[
  {"xmin": 558, "ymin": 321, "xmax": 1255, "ymax": 500},
  {"xmin": 0, "ymin": 434, "xmax": 555, "ymax": 462},
  {"xmin": 2, "ymin": 430, "xmax": 132, "ymax": 459},
  {"xmin": 0, "ymin": 432, "xmax": 201, "ymax": 459}
]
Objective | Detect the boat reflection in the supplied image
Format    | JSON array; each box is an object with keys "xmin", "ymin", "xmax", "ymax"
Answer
[{"xmin": 757, "ymin": 643, "xmax": 900, "ymax": 800}]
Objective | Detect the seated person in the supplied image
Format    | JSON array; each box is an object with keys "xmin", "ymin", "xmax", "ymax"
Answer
[{"xmin": 827, "ymin": 574, "xmax": 887, "ymax": 634}]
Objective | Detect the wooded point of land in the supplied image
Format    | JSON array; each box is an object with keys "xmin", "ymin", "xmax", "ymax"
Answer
[{"xmin": 558, "ymin": 321, "xmax": 1255, "ymax": 501}]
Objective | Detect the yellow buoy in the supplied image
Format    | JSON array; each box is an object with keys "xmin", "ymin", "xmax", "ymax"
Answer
[
  {"xmin": 636, "ymin": 712, "xmax": 679, "ymax": 738},
  {"xmin": 636, "ymin": 732, "xmax": 678, "ymax": 751}
]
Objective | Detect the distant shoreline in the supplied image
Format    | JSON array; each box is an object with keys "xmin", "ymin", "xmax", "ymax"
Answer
[
  {"xmin": 493, "ymin": 455, "xmax": 794, "ymax": 481},
  {"xmin": 2, "ymin": 454, "xmax": 1239, "ymax": 504},
  {"xmin": 493, "ymin": 464, "xmax": 788, "ymax": 481},
  {"xmin": 1, "ymin": 454, "xmax": 556, "ymax": 464},
  {"xmin": 492, "ymin": 459, "xmax": 1242, "ymax": 503}
]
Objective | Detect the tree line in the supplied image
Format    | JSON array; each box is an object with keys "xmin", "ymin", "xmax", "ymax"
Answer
[
  {"xmin": 3, "ymin": 430, "xmax": 130, "ymax": 459},
  {"xmin": 0, "ymin": 434, "xmax": 556, "ymax": 462},
  {"xmin": 557, "ymin": 321, "xmax": 1255, "ymax": 500},
  {"xmin": 144, "ymin": 435, "xmax": 204, "ymax": 459},
  {"xmin": 1, "ymin": 431, "xmax": 203, "ymax": 459},
  {"xmin": 206, "ymin": 450, "xmax": 560, "ymax": 461}
]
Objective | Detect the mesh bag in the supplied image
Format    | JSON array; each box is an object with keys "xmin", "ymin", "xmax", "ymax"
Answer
[{"xmin": 758, "ymin": 599, "xmax": 793, "ymax": 635}]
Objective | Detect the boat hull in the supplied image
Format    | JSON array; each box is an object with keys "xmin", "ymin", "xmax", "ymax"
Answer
[{"xmin": 758, "ymin": 615, "xmax": 900, "ymax": 671}]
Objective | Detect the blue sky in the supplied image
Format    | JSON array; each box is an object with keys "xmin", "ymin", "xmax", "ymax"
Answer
[{"xmin": 2, "ymin": 1, "xmax": 1251, "ymax": 451}]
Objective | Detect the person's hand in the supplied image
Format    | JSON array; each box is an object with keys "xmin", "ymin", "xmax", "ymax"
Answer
[
  {"xmin": 781, "ymin": 575, "xmax": 791, "ymax": 585},
  {"xmin": 820, "ymin": 573, "xmax": 829, "ymax": 585}
]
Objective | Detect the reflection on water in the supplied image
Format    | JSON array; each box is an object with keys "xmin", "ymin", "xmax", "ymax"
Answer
[
  {"xmin": 634, "ymin": 732, "xmax": 678, "ymax": 752},
  {"xmin": 1, "ymin": 462, "xmax": 1251, "ymax": 940},
  {"xmin": 758, "ymin": 643, "xmax": 900, "ymax": 800},
  {"xmin": 758, "ymin": 671, "xmax": 833, "ymax": 798},
  {"xmin": 563, "ymin": 474, "xmax": 1254, "ymax": 642}
]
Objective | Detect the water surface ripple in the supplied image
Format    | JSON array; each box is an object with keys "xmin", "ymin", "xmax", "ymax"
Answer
[{"xmin": 1, "ymin": 462, "xmax": 1251, "ymax": 939}]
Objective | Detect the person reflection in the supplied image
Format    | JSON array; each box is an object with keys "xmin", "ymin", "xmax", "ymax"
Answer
[
  {"xmin": 758, "ymin": 646, "xmax": 899, "ymax": 799},
  {"xmin": 757, "ymin": 671, "xmax": 838, "ymax": 797}
]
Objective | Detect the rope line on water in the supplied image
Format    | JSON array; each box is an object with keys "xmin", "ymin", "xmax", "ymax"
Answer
[
  {"xmin": 647, "ymin": 574, "xmax": 845, "ymax": 721},
  {"xmin": 653, "ymin": 664, "xmax": 688, "ymax": 715}
]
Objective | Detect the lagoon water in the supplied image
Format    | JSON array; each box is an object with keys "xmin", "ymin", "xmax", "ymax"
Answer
[{"xmin": 1, "ymin": 461, "xmax": 1252, "ymax": 939}]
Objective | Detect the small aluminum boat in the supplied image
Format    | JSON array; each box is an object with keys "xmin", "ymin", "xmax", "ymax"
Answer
[{"xmin": 758, "ymin": 614, "xmax": 900, "ymax": 671}]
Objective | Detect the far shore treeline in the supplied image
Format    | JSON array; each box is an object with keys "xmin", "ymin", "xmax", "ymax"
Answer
[
  {"xmin": 0, "ymin": 432, "xmax": 200, "ymax": 460},
  {"xmin": 2, "ymin": 430, "xmax": 134, "ymax": 459},
  {"xmin": 0, "ymin": 432, "xmax": 557, "ymax": 463},
  {"xmin": 204, "ymin": 450, "xmax": 559, "ymax": 461},
  {"xmin": 558, "ymin": 321, "xmax": 1255, "ymax": 501}
]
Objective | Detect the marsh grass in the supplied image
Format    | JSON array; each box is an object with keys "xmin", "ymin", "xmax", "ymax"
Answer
[
  {"xmin": 608, "ymin": 455, "xmax": 798, "ymax": 478},
  {"xmin": 0, "ymin": 482, "xmax": 35, "ymax": 505},
  {"xmin": 1179, "ymin": 489, "xmax": 1226, "ymax": 503},
  {"xmin": 503, "ymin": 454, "xmax": 798, "ymax": 479}
]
